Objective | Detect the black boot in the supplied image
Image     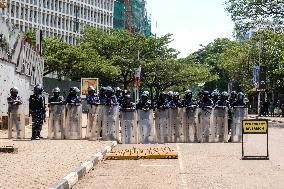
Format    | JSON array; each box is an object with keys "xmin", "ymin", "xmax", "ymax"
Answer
[
  {"xmin": 31, "ymin": 129, "xmax": 37, "ymax": 140},
  {"xmin": 38, "ymin": 131, "xmax": 43, "ymax": 139},
  {"xmin": 35, "ymin": 131, "xmax": 40, "ymax": 140}
]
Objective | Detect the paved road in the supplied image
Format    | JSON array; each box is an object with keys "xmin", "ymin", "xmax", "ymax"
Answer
[{"xmin": 74, "ymin": 122, "xmax": 284, "ymax": 189}]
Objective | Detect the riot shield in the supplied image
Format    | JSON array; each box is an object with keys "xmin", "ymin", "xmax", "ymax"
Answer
[
  {"xmin": 121, "ymin": 111, "xmax": 138, "ymax": 144},
  {"xmin": 184, "ymin": 108, "xmax": 198, "ymax": 143},
  {"xmin": 86, "ymin": 105, "xmax": 102, "ymax": 140},
  {"xmin": 231, "ymin": 107, "xmax": 248, "ymax": 142},
  {"xmin": 137, "ymin": 110, "xmax": 155, "ymax": 144},
  {"xmin": 155, "ymin": 109, "xmax": 170, "ymax": 143},
  {"xmin": 212, "ymin": 107, "xmax": 228, "ymax": 143},
  {"xmin": 8, "ymin": 105, "xmax": 25, "ymax": 139},
  {"xmin": 65, "ymin": 104, "xmax": 82, "ymax": 139},
  {"xmin": 197, "ymin": 108, "xmax": 212, "ymax": 143},
  {"xmin": 169, "ymin": 108, "xmax": 185, "ymax": 143},
  {"xmin": 48, "ymin": 104, "xmax": 65, "ymax": 139},
  {"xmin": 102, "ymin": 105, "xmax": 119, "ymax": 141}
]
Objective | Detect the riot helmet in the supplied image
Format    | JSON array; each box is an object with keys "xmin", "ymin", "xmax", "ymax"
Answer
[
  {"xmin": 221, "ymin": 91, "xmax": 229, "ymax": 100},
  {"xmin": 88, "ymin": 86, "xmax": 95, "ymax": 95},
  {"xmin": 237, "ymin": 92, "xmax": 245, "ymax": 100},
  {"xmin": 52, "ymin": 87, "xmax": 61, "ymax": 97},
  {"xmin": 34, "ymin": 84, "xmax": 43, "ymax": 95},
  {"xmin": 230, "ymin": 91, "xmax": 237, "ymax": 99},
  {"xmin": 185, "ymin": 90, "xmax": 192, "ymax": 99},
  {"xmin": 173, "ymin": 92, "xmax": 180, "ymax": 101},
  {"xmin": 115, "ymin": 87, "xmax": 122, "ymax": 97},
  {"xmin": 141, "ymin": 93, "xmax": 148, "ymax": 103},
  {"xmin": 105, "ymin": 86, "xmax": 114, "ymax": 97},
  {"xmin": 69, "ymin": 87, "xmax": 79, "ymax": 95},
  {"xmin": 10, "ymin": 87, "xmax": 19, "ymax": 97}
]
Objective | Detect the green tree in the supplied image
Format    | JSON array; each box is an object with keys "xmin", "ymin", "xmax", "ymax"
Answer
[{"xmin": 225, "ymin": 0, "xmax": 284, "ymax": 37}]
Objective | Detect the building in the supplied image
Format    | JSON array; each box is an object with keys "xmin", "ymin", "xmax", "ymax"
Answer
[
  {"xmin": 0, "ymin": 0, "xmax": 114, "ymax": 44},
  {"xmin": 113, "ymin": 0, "xmax": 152, "ymax": 36}
]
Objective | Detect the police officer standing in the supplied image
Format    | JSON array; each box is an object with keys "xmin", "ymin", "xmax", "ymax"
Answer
[
  {"xmin": 136, "ymin": 92, "xmax": 152, "ymax": 111},
  {"xmin": 66, "ymin": 87, "xmax": 82, "ymax": 105},
  {"xmin": 168, "ymin": 92, "xmax": 183, "ymax": 109},
  {"xmin": 156, "ymin": 92, "xmax": 169, "ymax": 110},
  {"xmin": 115, "ymin": 87, "xmax": 123, "ymax": 106},
  {"xmin": 215, "ymin": 91, "xmax": 230, "ymax": 108},
  {"xmin": 48, "ymin": 87, "xmax": 64, "ymax": 105},
  {"xmin": 211, "ymin": 90, "xmax": 220, "ymax": 106},
  {"xmin": 86, "ymin": 86, "xmax": 100, "ymax": 105},
  {"xmin": 104, "ymin": 86, "xmax": 118, "ymax": 106},
  {"xmin": 198, "ymin": 91, "xmax": 213, "ymax": 110},
  {"xmin": 121, "ymin": 94, "xmax": 136, "ymax": 112},
  {"xmin": 29, "ymin": 84, "xmax": 46, "ymax": 140},
  {"xmin": 229, "ymin": 91, "xmax": 237, "ymax": 107},
  {"xmin": 182, "ymin": 90, "xmax": 197, "ymax": 109}
]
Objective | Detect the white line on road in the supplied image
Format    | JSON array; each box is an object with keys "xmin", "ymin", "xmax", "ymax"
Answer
[
  {"xmin": 140, "ymin": 164, "xmax": 174, "ymax": 167},
  {"xmin": 177, "ymin": 144, "xmax": 188, "ymax": 189}
]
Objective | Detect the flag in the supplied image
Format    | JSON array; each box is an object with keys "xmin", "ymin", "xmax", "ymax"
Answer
[
  {"xmin": 134, "ymin": 66, "xmax": 142, "ymax": 87},
  {"xmin": 36, "ymin": 30, "xmax": 42, "ymax": 56}
]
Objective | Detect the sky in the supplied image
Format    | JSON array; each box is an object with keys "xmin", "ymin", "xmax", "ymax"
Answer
[{"xmin": 146, "ymin": 0, "xmax": 235, "ymax": 58}]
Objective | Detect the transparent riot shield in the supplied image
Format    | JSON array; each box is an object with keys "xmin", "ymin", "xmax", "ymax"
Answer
[
  {"xmin": 184, "ymin": 108, "xmax": 198, "ymax": 143},
  {"xmin": 8, "ymin": 105, "xmax": 25, "ymax": 139},
  {"xmin": 86, "ymin": 105, "xmax": 102, "ymax": 140},
  {"xmin": 197, "ymin": 108, "xmax": 212, "ymax": 143},
  {"xmin": 102, "ymin": 106, "xmax": 119, "ymax": 141},
  {"xmin": 65, "ymin": 104, "xmax": 82, "ymax": 139},
  {"xmin": 121, "ymin": 111, "xmax": 138, "ymax": 144},
  {"xmin": 137, "ymin": 110, "xmax": 155, "ymax": 144},
  {"xmin": 169, "ymin": 108, "xmax": 185, "ymax": 143},
  {"xmin": 155, "ymin": 109, "xmax": 170, "ymax": 143},
  {"xmin": 231, "ymin": 107, "xmax": 248, "ymax": 142},
  {"xmin": 212, "ymin": 107, "xmax": 228, "ymax": 143},
  {"xmin": 48, "ymin": 104, "xmax": 65, "ymax": 139}
]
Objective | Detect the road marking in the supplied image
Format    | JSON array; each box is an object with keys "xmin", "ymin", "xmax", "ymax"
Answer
[
  {"xmin": 177, "ymin": 144, "xmax": 188, "ymax": 189},
  {"xmin": 140, "ymin": 164, "xmax": 174, "ymax": 167}
]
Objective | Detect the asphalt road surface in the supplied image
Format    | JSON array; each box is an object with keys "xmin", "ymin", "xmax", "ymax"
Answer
[{"xmin": 74, "ymin": 122, "xmax": 284, "ymax": 189}]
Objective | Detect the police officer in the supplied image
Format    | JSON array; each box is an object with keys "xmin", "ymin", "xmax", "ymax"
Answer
[
  {"xmin": 66, "ymin": 87, "xmax": 82, "ymax": 105},
  {"xmin": 29, "ymin": 84, "xmax": 46, "ymax": 140},
  {"xmin": 99, "ymin": 86, "xmax": 106, "ymax": 104},
  {"xmin": 232, "ymin": 92, "xmax": 247, "ymax": 107},
  {"xmin": 229, "ymin": 91, "xmax": 237, "ymax": 107},
  {"xmin": 7, "ymin": 87, "xmax": 23, "ymax": 114},
  {"xmin": 156, "ymin": 92, "xmax": 169, "ymax": 110},
  {"xmin": 211, "ymin": 90, "xmax": 220, "ymax": 106},
  {"xmin": 48, "ymin": 87, "xmax": 64, "ymax": 105},
  {"xmin": 104, "ymin": 86, "xmax": 118, "ymax": 106},
  {"xmin": 182, "ymin": 90, "xmax": 197, "ymax": 109},
  {"xmin": 86, "ymin": 86, "xmax": 100, "ymax": 105},
  {"xmin": 167, "ymin": 91, "xmax": 174, "ymax": 102},
  {"xmin": 168, "ymin": 92, "xmax": 182, "ymax": 109},
  {"xmin": 115, "ymin": 87, "xmax": 123, "ymax": 106},
  {"xmin": 198, "ymin": 91, "xmax": 213, "ymax": 110},
  {"xmin": 136, "ymin": 92, "xmax": 152, "ymax": 111},
  {"xmin": 215, "ymin": 91, "xmax": 230, "ymax": 108},
  {"xmin": 121, "ymin": 94, "xmax": 136, "ymax": 112}
]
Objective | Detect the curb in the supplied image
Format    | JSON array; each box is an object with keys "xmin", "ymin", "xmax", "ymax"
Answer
[{"xmin": 49, "ymin": 141, "xmax": 118, "ymax": 189}]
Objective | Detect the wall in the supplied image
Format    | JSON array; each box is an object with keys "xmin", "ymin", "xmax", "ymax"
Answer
[{"xmin": 0, "ymin": 59, "xmax": 32, "ymax": 115}]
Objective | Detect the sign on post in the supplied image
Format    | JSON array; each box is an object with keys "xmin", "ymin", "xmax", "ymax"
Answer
[
  {"xmin": 242, "ymin": 119, "xmax": 269, "ymax": 160},
  {"xmin": 81, "ymin": 78, "xmax": 99, "ymax": 98}
]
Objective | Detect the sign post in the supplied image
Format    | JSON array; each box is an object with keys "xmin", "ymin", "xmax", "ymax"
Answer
[
  {"xmin": 81, "ymin": 78, "xmax": 99, "ymax": 98},
  {"xmin": 242, "ymin": 119, "xmax": 269, "ymax": 160}
]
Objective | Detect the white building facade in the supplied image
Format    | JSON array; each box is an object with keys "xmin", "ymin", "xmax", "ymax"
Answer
[{"xmin": 0, "ymin": 0, "xmax": 114, "ymax": 44}]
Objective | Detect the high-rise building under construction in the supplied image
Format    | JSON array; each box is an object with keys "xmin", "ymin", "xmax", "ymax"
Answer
[{"xmin": 114, "ymin": 0, "xmax": 152, "ymax": 36}]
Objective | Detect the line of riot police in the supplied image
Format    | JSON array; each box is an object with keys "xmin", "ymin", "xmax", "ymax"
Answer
[{"xmin": 7, "ymin": 84, "xmax": 248, "ymax": 143}]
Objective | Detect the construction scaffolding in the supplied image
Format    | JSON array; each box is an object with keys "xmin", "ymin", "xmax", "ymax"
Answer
[{"xmin": 114, "ymin": 0, "xmax": 152, "ymax": 36}]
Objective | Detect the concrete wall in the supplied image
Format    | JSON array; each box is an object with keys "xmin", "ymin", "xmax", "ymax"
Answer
[{"xmin": 0, "ymin": 59, "xmax": 33, "ymax": 116}]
